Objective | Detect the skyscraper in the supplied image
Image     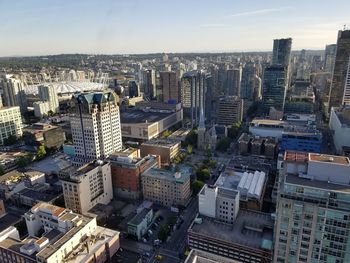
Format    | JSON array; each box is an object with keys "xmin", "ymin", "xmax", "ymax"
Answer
[
  {"xmin": 217, "ymin": 96, "xmax": 243, "ymax": 125},
  {"xmin": 343, "ymin": 56, "xmax": 350, "ymax": 105},
  {"xmin": 181, "ymin": 70, "xmax": 205, "ymax": 127},
  {"xmin": 274, "ymin": 151, "xmax": 350, "ymax": 263},
  {"xmin": 328, "ymin": 30, "xmax": 350, "ymax": 109},
  {"xmin": 0, "ymin": 106, "xmax": 22, "ymax": 145},
  {"xmin": 1, "ymin": 75, "xmax": 28, "ymax": 113},
  {"xmin": 262, "ymin": 65, "xmax": 287, "ymax": 111},
  {"xmin": 128, "ymin": 80, "xmax": 140, "ymax": 98},
  {"xmin": 226, "ymin": 68, "xmax": 242, "ymax": 96},
  {"xmin": 159, "ymin": 71, "xmax": 179, "ymax": 103},
  {"xmin": 38, "ymin": 84, "xmax": 59, "ymax": 113},
  {"xmin": 69, "ymin": 91, "xmax": 122, "ymax": 163},
  {"xmin": 324, "ymin": 44, "xmax": 337, "ymax": 73},
  {"xmin": 272, "ymin": 38, "xmax": 292, "ymax": 67},
  {"xmin": 141, "ymin": 69, "xmax": 156, "ymax": 99},
  {"xmin": 241, "ymin": 62, "xmax": 257, "ymax": 100}
]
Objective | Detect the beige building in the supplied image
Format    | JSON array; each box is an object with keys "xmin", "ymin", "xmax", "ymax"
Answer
[
  {"xmin": 140, "ymin": 138, "xmax": 181, "ymax": 166},
  {"xmin": 59, "ymin": 160, "xmax": 113, "ymax": 214},
  {"xmin": 69, "ymin": 91, "xmax": 122, "ymax": 163},
  {"xmin": 217, "ymin": 96, "xmax": 243, "ymax": 125},
  {"xmin": 141, "ymin": 167, "xmax": 191, "ymax": 207},
  {"xmin": 0, "ymin": 202, "xmax": 120, "ymax": 263},
  {"xmin": 0, "ymin": 106, "xmax": 22, "ymax": 145},
  {"xmin": 33, "ymin": 101, "xmax": 50, "ymax": 118}
]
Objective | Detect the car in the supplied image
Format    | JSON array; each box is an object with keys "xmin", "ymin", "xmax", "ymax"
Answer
[
  {"xmin": 155, "ymin": 255, "xmax": 163, "ymax": 261},
  {"xmin": 143, "ymin": 252, "xmax": 151, "ymax": 257}
]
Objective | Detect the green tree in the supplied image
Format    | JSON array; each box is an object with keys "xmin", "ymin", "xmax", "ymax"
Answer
[
  {"xmin": 184, "ymin": 129, "xmax": 198, "ymax": 147},
  {"xmin": 196, "ymin": 168, "xmax": 210, "ymax": 181},
  {"xmin": 158, "ymin": 224, "xmax": 170, "ymax": 242},
  {"xmin": 192, "ymin": 180, "xmax": 204, "ymax": 195},
  {"xmin": 162, "ymin": 130, "xmax": 172, "ymax": 138},
  {"xmin": 36, "ymin": 145, "xmax": 47, "ymax": 160},
  {"xmin": 227, "ymin": 122, "xmax": 241, "ymax": 140},
  {"xmin": 17, "ymin": 156, "xmax": 30, "ymax": 168},
  {"xmin": 208, "ymin": 159, "xmax": 217, "ymax": 168},
  {"xmin": 216, "ymin": 137, "xmax": 231, "ymax": 152},
  {"xmin": 47, "ymin": 110, "xmax": 54, "ymax": 117},
  {"xmin": 0, "ymin": 164, "xmax": 5, "ymax": 176},
  {"xmin": 167, "ymin": 216, "xmax": 177, "ymax": 227},
  {"xmin": 187, "ymin": 144, "xmax": 193, "ymax": 154},
  {"xmin": 3, "ymin": 134, "xmax": 18, "ymax": 146}
]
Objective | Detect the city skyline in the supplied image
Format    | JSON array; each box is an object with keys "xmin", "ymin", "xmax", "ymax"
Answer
[{"xmin": 1, "ymin": 0, "xmax": 350, "ymax": 56}]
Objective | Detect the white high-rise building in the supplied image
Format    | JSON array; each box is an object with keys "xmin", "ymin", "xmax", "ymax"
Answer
[
  {"xmin": 1, "ymin": 75, "xmax": 28, "ymax": 113},
  {"xmin": 70, "ymin": 91, "xmax": 122, "ymax": 162},
  {"xmin": 38, "ymin": 84, "xmax": 59, "ymax": 113},
  {"xmin": 0, "ymin": 106, "xmax": 22, "ymax": 145}
]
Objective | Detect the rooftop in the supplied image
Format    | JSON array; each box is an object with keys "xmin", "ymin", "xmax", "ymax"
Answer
[
  {"xmin": 185, "ymin": 249, "xmax": 239, "ymax": 263},
  {"xmin": 128, "ymin": 208, "xmax": 152, "ymax": 226},
  {"xmin": 250, "ymin": 119, "xmax": 286, "ymax": 127},
  {"xmin": 120, "ymin": 109, "xmax": 173, "ymax": 124},
  {"xmin": 141, "ymin": 138, "xmax": 181, "ymax": 147},
  {"xmin": 142, "ymin": 167, "xmax": 191, "ymax": 184},
  {"xmin": 284, "ymin": 151, "xmax": 350, "ymax": 165},
  {"xmin": 189, "ymin": 210, "xmax": 273, "ymax": 250}
]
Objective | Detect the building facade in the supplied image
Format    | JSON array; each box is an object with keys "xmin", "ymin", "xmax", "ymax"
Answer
[
  {"xmin": 272, "ymin": 38, "xmax": 292, "ymax": 67},
  {"xmin": 109, "ymin": 153, "xmax": 159, "ymax": 199},
  {"xmin": 69, "ymin": 91, "xmax": 122, "ymax": 162},
  {"xmin": 262, "ymin": 65, "xmax": 287, "ymax": 111},
  {"xmin": 280, "ymin": 130, "xmax": 322, "ymax": 153},
  {"xmin": 329, "ymin": 30, "xmax": 350, "ymax": 109},
  {"xmin": 59, "ymin": 160, "xmax": 113, "ymax": 214},
  {"xmin": 140, "ymin": 139, "xmax": 181, "ymax": 166},
  {"xmin": 0, "ymin": 106, "xmax": 22, "ymax": 145},
  {"xmin": 141, "ymin": 167, "xmax": 191, "ymax": 207},
  {"xmin": 159, "ymin": 71, "xmax": 179, "ymax": 103},
  {"xmin": 38, "ymin": 85, "xmax": 59, "ymax": 113},
  {"xmin": 226, "ymin": 68, "xmax": 242, "ymax": 97},
  {"xmin": 274, "ymin": 151, "xmax": 350, "ymax": 263},
  {"xmin": 329, "ymin": 105, "xmax": 350, "ymax": 153},
  {"xmin": 324, "ymin": 44, "xmax": 337, "ymax": 73},
  {"xmin": 1, "ymin": 75, "xmax": 28, "ymax": 113},
  {"xmin": 217, "ymin": 96, "xmax": 243, "ymax": 125}
]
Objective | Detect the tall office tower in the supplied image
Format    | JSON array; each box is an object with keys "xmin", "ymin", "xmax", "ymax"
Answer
[
  {"xmin": 128, "ymin": 80, "xmax": 140, "ymax": 98},
  {"xmin": 38, "ymin": 84, "xmax": 59, "ymax": 113},
  {"xmin": 1, "ymin": 75, "xmax": 28, "ymax": 113},
  {"xmin": 0, "ymin": 106, "xmax": 22, "ymax": 145},
  {"xmin": 272, "ymin": 38, "xmax": 292, "ymax": 67},
  {"xmin": 218, "ymin": 63, "xmax": 229, "ymax": 93},
  {"xmin": 181, "ymin": 70, "xmax": 205, "ymax": 127},
  {"xmin": 253, "ymin": 75, "xmax": 262, "ymax": 101},
  {"xmin": 241, "ymin": 62, "xmax": 257, "ymax": 100},
  {"xmin": 342, "ymin": 56, "xmax": 350, "ymax": 105},
  {"xmin": 59, "ymin": 160, "xmax": 113, "ymax": 214},
  {"xmin": 226, "ymin": 68, "xmax": 242, "ymax": 96},
  {"xmin": 324, "ymin": 44, "xmax": 337, "ymax": 73},
  {"xmin": 141, "ymin": 69, "xmax": 156, "ymax": 99},
  {"xmin": 329, "ymin": 30, "xmax": 350, "ymax": 109},
  {"xmin": 217, "ymin": 96, "xmax": 243, "ymax": 125},
  {"xmin": 274, "ymin": 151, "xmax": 350, "ymax": 263},
  {"xmin": 159, "ymin": 71, "xmax": 179, "ymax": 102},
  {"xmin": 262, "ymin": 65, "xmax": 287, "ymax": 112},
  {"xmin": 69, "ymin": 91, "xmax": 122, "ymax": 163},
  {"xmin": 205, "ymin": 74, "xmax": 215, "ymax": 124},
  {"xmin": 209, "ymin": 64, "xmax": 220, "ymax": 96}
]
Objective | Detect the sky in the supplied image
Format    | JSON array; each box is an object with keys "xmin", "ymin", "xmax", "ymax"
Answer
[{"xmin": 0, "ymin": 0, "xmax": 350, "ymax": 56}]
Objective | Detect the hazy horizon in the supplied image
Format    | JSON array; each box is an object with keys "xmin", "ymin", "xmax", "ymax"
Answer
[{"xmin": 1, "ymin": 0, "xmax": 349, "ymax": 56}]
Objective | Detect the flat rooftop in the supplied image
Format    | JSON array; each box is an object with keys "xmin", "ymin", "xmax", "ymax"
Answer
[
  {"xmin": 142, "ymin": 167, "xmax": 190, "ymax": 183},
  {"xmin": 128, "ymin": 208, "xmax": 151, "ymax": 226},
  {"xmin": 190, "ymin": 210, "xmax": 273, "ymax": 250},
  {"xmin": 121, "ymin": 109, "xmax": 173, "ymax": 124},
  {"xmin": 284, "ymin": 151, "xmax": 350, "ymax": 165},
  {"xmin": 141, "ymin": 138, "xmax": 180, "ymax": 147},
  {"xmin": 250, "ymin": 119, "xmax": 286, "ymax": 126},
  {"xmin": 185, "ymin": 249, "xmax": 239, "ymax": 263},
  {"xmin": 286, "ymin": 173, "xmax": 350, "ymax": 193}
]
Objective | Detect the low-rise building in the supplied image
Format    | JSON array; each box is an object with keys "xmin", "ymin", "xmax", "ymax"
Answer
[
  {"xmin": 249, "ymin": 119, "xmax": 286, "ymax": 139},
  {"xmin": 198, "ymin": 185, "xmax": 240, "ymax": 224},
  {"xmin": 23, "ymin": 122, "xmax": 66, "ymax": 149},
  {"xmin": 281, "ymin": 129, "xmax": 322, "ymax": 153},
  {"xmin": 109, "ymin": 153, "xmax": 160, "ymax": 199},
  {"xmin": 0, "ymin": 202, "xmax": 120, "ymax": 263},
  {"xmin": 140, "ymin": 138, "xmax": 181, "ymax": 166},
  {"xmin": 33, "ymin": 101, "xmax": 50, "ymax": 118},
  {"xmin": 217, "ymin": 96, "xmax": 243, "ymax": 125},
  {"xmin": 188, "ymin": 210, "xmax": 273, "ymax": 263},
  {"xmin": 141, "ymin": 167, "xmax": 191, "ymax": 207},
  {"xmin": 120, "ymin": 102, "xmax": 183, "ymax": 141},
  {"xmin": 329, "ymin": 105, "xmax": 350, "ymax": 153},
  {"xmin": 184, "ymin": 249, "xmax": 239, "ymax": 263},
  {"xmin": 127, "ymin": 208, "xmax": 153, "ymax": 241},
  {"xmin": 59, "ymin": 160, "xmax": 113, "ymax": 214}
]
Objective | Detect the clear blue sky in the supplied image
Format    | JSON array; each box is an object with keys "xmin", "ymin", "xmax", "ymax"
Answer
[{"xmin": 1, "ymin": 0, "xmax": 349, "ymax": 56}]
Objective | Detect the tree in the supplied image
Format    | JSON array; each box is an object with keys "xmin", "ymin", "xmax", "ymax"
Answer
[
  {"xmin": 227, "ymin": 122, "xmax": 241, "ymax": 140},
  {"xmin": 187, "ymin": 145, "xmax": 193, "ymax": 155},
  {"xmin": 162, "ymin": 130, "xmax": 172, "ymax": 138},
  {"xmin": 196, "ymin": 168, "xmax": 210, "ymax": 181},
  {"xmin": 192, "ymin": 180, "xmax": 204, "ymax": 195},
  {"xmin": 158, "ymin": 224, "xmax": 170, "ymax": 242},
  {"xmin": 0, "ymin": 164, "xmax": 5, "ymax": 176},
  {"xmin": 183, "ymin": 129, "xmax": 198, "ymax": 147},
  {"xmin": 3, "ymin": 134, "xmax": 18, "ymax": 146},
  {"xmin": 209, "ymin": 159, "xmax": 217, "ymax": 168},
  {"xmin": 17, "ymin": 156, "xmax": 30, "ymax": 168},
  {"xmin": 216, "ymin": 137, "xmax": 231, "ymax": 152},
  {"xmin": 47, "ymin": 110, "xmax": 54, "ymax": 117},
  {"xmin": 36, "ymin": 145, "xmax": 47, "ymax": 160}
]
